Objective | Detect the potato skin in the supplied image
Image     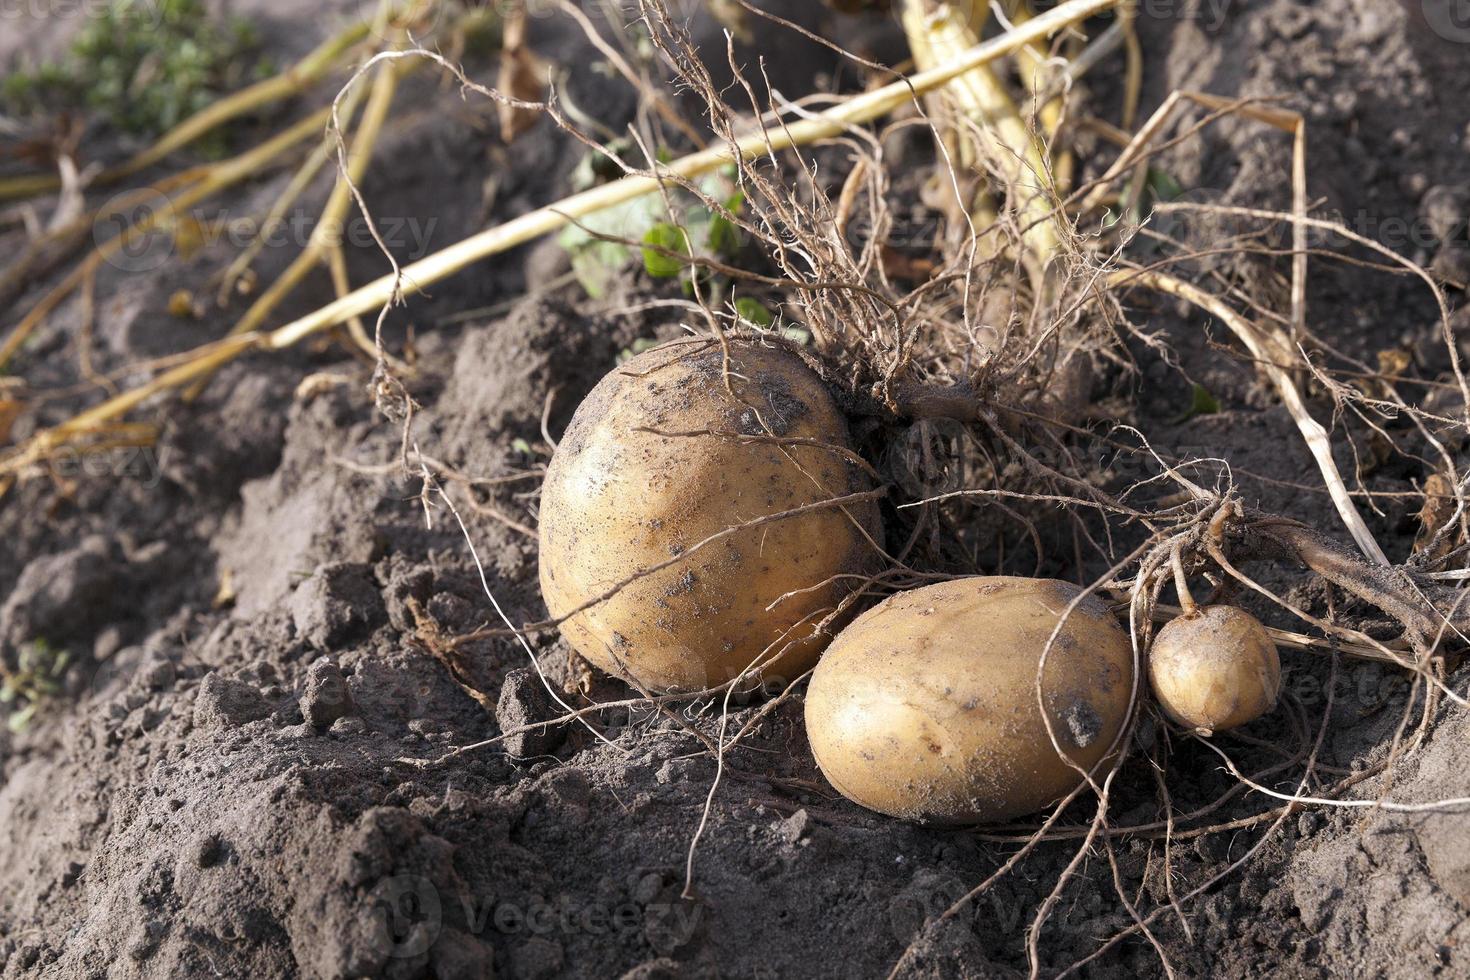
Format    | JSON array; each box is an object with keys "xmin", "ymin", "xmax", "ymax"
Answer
[
  {"xmin": 804, "ymin": 577, "xmax": 1136, "ymax": 824},
  {"xmin": 538, "ymin": 339, "xmax": 880, "ymax": 693},
  {"xmin": 1147, "ymin": 605, "xmax": 1280, "ymax": 734}
]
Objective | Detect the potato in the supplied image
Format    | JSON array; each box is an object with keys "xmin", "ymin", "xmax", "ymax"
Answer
[
  {"xmin": 538, "ymin": 339, "xmax": 881, "ymax": 693},
  {"xmin": 804, "ymin": 576, "xmax": 1136, "ymax": 824},
  {"xmin": 1147, "ymin": 605, "xmax": 1280, "ymax": 734}
]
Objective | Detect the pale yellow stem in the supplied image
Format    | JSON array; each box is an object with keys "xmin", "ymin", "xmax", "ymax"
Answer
[
  {"xmin": 902, "ymin": 0, "xmax": 1060, "ymax": 278},
  {"xmin": 216, "ymin": 76, "xmax": 373, "ymax": 304},
  {"xmin": 0, "ymin": 107, "xmax": 334, "ymax": 371},
  {"xmin": 2, "ymin": 0, "xmax": 1122, "ymax": 471}
]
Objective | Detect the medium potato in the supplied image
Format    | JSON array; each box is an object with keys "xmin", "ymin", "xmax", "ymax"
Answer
[
  {"xmin": 1148, "ymin": 605, "xmax": 1280, "ymax": 734},
  {"xmin": 538, "ymin": 339, "xmax": 880, "ymax": 693},
  {"xmin": 804, "ymin": 576, "xmax": 1136, "ymax": 824}
]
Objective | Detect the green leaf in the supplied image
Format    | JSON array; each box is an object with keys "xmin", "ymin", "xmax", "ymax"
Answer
[
  {"xmin": 7, "ymin": 702, "xmax": 37, "ymax": 734},
  {"xmin": 1146, "ymin": 168, "xmax": 1184, "ymax": 203},
  {"xmin": 556, "ymin": 184, "xmax": 667, "ymax": 297},
  {"xmin": 707, "ymin": 191, "xmax": 745, "ymax": 258},
  {"xmin": 565, "ymin": 239, "xmax": 628, "ymax": 300},
  {"xmin": 1175, "ymin": 382, "xmax": 1221, "ymax": 423},
  {"xmin": 556, "ymin": 169, "xmax": 741, "ymax": 299},
  {"xmin": 733, "ymin": 297, "xmax": 773, "ymax": 326},
  {"xmin": 642, "ymin": 223, "xmax": 690, "ymax": 278},
  {"xmin": 616, "ymin": 338, "xmax": 661, "ymax": 364}
]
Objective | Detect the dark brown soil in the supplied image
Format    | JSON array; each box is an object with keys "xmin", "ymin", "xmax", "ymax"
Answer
[{"xmin": 3, "ymin": 3, "xmax": 1470, "ymax": 978}]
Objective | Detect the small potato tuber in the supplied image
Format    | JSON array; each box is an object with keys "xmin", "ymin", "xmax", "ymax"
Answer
[
  {"xmin": 804, "ymin": 576, "xmax": 1136, "ymax": 824},
  {"xmin": 538, "ymin": 339, "xmax": 881, "ymax": 693},
  {"xmin": 1147, "ymin": 604, "xmax": 1281, "ymax": 735}
]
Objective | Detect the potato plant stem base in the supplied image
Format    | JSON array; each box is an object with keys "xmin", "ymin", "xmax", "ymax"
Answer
[{"xmin": 0, "ymin": 0, "xmax": 1120, "ymax": 474}]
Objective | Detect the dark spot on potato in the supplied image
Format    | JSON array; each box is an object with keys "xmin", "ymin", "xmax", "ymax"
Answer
[{"xmin": 667, "ymin": 570, "xmax": 697, "ymax": 596}]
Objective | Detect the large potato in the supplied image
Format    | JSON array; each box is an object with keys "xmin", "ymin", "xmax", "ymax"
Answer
[
  {"xmin": 805, "ymin": 576, "xmax": 1136, "ymax": 824},
  {"xmin": 539, "ymin": 339, "xmax": 881, "ymax": 693}
]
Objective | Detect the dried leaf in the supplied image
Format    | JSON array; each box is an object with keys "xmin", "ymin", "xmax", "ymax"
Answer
[
  {"xmin": 880, "ymin": 244, "xmax": 937, "ymax": 281},
  {"xmin": 1376, "ymin": 347, "xmax": 1412, "ymax": 381},
  {"xmin": 212, "ymin": 568, "xmax": 237, "ymax": 610},
  {"xmin": 172, "ymin": 214, "xmax": 207, "ymax": 259},
  {"xmin": 0, "ymin": 398, "xmax": 21, "ymax": 444},
  {"xmin": 496, "ymin": 11, "xmax": 546, "ymax": 143},
  {"xmin": 1415, "ymin": 471, "xmax": 1460, "ymax": 563},
  {"xmin": 168, "ymin": 289, "xmax": 199, "ymax": 319}
]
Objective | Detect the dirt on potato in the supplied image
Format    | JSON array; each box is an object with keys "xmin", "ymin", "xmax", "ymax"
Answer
[{"xmin": 2, "ymin": 2, "xmax": 1470, "ymax": 978}]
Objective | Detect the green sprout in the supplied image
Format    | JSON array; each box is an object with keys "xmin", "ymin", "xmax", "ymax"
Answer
[
  {"xmin": 558, "ymin": 148, "xmax": 748, "ymax": 300},
  {"xmin": 1, "ymin": 639, "xmax": 71, "ymax": 733}
]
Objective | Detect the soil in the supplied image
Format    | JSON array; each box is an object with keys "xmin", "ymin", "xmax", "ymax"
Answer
[{"xmin": 3, "ymin": 2, "xmax": 1470, "ymax": 978}]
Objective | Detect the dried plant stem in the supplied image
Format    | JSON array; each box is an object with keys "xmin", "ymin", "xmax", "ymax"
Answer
[
  {"xmin": 183, "ymin": 44, "xmax": 405, "ymax": 399},
  {"xmin": 1111, "ymin": 267, "xmax": 1388, "ymax": 566},
  {"xmin": 215, "ymin": 76, "xmax": 374, "ymax": 304},
  {"xmin": 1081, "ymin": 91, "xmax": 1308, "ymax": 347},
  {"xmin": 1, "ymin": 0, "xmax": 1120, "ymax": 471},
  {"xmin": 1118, "ymin": 0, "xmax": 1143, "ymax": 129},
  {"xmin": 902, "ymin": 0, "xmax": 1060, "ymax": 275},
  {"xmin": 1005, "ymin": 0, "xmax": 1068, "ymax": 134},
  {"xmin": 0, "ymin": 106, "xmax": 336, "ymax": 373},
  {"xmin": 1144, "ymin": 601, "xmax": 1409, "ymax": 665}
]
